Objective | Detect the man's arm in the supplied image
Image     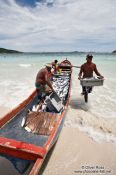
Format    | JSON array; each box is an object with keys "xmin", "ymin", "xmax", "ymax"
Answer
[
  {"xmin": 45, "ymin": 74, "xmax": 54, "ymax": 91},
  {"xmin": 94, "ymin": 65, "xmax": 104, "ymax": 78},
  {"xmin": 78, "ymin": 65, "xmax": 83, "ymax": 79}
]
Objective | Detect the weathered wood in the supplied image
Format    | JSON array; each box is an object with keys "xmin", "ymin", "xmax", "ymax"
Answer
[{"xmin": 25, "ymin": 112, "xmax": 57, "ymax": 136}]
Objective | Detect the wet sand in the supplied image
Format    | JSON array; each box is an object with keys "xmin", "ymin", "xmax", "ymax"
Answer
[{"xmin": 41, "ymin": 127, "xmax": 116, "ymax": 175}]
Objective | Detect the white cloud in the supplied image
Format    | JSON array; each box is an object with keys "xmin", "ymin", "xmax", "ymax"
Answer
[{"xmin": 0, "ymin": 0, "xmax": 116, "ymax": 52}]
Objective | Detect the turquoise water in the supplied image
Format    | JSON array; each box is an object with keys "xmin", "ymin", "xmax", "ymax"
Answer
[{"xmin": 0, "ymin": 53, "xmax": 116, "ymax": 143}]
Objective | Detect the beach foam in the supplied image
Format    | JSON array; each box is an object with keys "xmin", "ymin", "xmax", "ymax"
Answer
[
  {"xmin": 65, "ymin": 103, "xmax": 116, "ymax": 144},
  {"xmin": 63, "ymin": 68, "xmax": 116, "ymax": 143},
  {"xmin": 19, "ymin": 64, "xmax": 32, "ymax": 68},
  {"xmin": 0, "ymin": 79, "xmax": 34, "ymax": 112}
]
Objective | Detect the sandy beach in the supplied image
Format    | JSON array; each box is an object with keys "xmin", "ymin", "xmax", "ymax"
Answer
[{"xmin": 41, "ymin": 127, "xmax": 116, "ymax": 175}]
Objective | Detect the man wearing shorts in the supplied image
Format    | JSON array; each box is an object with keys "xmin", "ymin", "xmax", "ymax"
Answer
[
  {"xmin": 78, "ymin": 54, "xmax": 104, "ymax": 94},
  {"xmin": 35, "ymin": 64, "xmax": 54, "ymax": 98}
]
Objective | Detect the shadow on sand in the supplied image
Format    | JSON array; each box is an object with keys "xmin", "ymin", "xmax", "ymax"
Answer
[
  {"xmin": 69, "ymin": 97, "xmax": 89, "ymax": 111},
  {"xmin": 38, "ymin": 142, "xmax": 57, "ymax": 175}
]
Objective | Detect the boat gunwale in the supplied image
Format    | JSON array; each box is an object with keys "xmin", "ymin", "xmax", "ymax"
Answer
[
  {"xmin": 0, "ymin": 136, "xmax": 46, "ymax": 161},
  {"xmin": 0, "ymin": 90, "xmax": 37, "ymax": 128}
]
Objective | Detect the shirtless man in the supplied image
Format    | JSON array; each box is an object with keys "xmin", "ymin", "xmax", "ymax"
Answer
[
  {"xmin": 78, "ymin": 54, "xmax": 104, "ymax": 94},
  {"xmin": 35, "ymin": 64, "xmax": 54, "ymax": 98},
  {"xmin": 52, "ymin": 59, "xmax": 58, "ymax": 72}
]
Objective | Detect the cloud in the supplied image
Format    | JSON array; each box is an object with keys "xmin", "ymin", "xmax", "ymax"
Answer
[{"xmin": 0, "ymin": 0, "xmax": 116, "ymax": 52}]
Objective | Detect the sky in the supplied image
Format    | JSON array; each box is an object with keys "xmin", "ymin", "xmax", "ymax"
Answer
[{"xmin": 0, "ymin": 0, "xmax": 116, "ymax": 52}]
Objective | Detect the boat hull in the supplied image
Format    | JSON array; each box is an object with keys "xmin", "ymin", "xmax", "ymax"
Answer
[{"xmin": 0, "ymin": 59, "xmax": 72, "ymax": 174}]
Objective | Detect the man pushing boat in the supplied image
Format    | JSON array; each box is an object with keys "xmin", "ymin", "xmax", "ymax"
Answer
[{"xmin": 35, "ymin": 64, "xmax": 55, "ymax": 98}]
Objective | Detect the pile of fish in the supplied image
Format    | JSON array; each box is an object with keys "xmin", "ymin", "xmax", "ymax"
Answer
[
  {"xmin": 30, "ymin": 74, "xmax": 70, "ymax": 113},
  {"xmin": 22, "ymin": 74, "xmax": 70, "ymax": 132},
  {"xmin": 39, "ymin": 74, "xmax": 70, "ymax": 113},
  {"xmin": 52, "ymin": 75, "xmax": 70, "ymax": 101}
]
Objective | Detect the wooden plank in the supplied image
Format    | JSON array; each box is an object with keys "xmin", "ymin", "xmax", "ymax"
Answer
[{"xmin": 25, "ymin": 112, "xmax": 57, "ymax": 136}]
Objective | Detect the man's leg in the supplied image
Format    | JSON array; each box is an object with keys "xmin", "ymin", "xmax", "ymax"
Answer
[
  {"xmin": 36, "ymin": 89, "xmax": 42, "ymax": 100},
  {"xmin": 81, "ymin": 86, "xmax": 86, "ymax": 95},
  {"xmin": 88, "ymin": 86, "xmax": 92, "ymax": 93}
]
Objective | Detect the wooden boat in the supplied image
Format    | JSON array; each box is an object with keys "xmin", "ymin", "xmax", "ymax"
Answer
[{"xmin": 0, "ymin": 59, "xmax": 72, "ymax": 175}]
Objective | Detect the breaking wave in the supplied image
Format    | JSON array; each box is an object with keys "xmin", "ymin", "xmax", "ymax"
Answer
[{"xmin": 19, "ymin": 64, "xmax": 32, "ymax": 68}]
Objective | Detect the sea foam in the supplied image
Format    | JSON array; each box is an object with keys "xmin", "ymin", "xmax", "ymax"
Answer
[{"xmin": 19, "ymin": 64, "xmax": 32, "ymax": 68}]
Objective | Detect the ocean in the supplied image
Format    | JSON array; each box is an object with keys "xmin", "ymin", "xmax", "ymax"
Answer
[{"xmin": 0, "ymin": 52, "xmax": 116, "ymax": 143}]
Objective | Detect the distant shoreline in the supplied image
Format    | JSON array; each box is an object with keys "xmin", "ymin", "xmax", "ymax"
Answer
[
  {"xmin": 0, "ymin": 48, "xmax": 22, "ymax": 54},
  {"xmin": 0, "ymin": 48, "xmax": 116, "ymax": 54}
]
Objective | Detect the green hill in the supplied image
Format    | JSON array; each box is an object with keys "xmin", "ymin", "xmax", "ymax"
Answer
[
  {"xmin": 112, "ymin": 50, "xmax": 116, "ymax": 54},
  {"xmin": 0, "ymin": 48, "xmax": 22, "ymax": 53}
]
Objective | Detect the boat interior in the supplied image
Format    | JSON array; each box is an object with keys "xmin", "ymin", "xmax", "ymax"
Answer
[
  {"xmin": 0, "ymin": 61, "xmax": 72, "ymax": 174},
  {"xmin": 0, "ymin": 64, "xmax": 71, "ymax": 146}
]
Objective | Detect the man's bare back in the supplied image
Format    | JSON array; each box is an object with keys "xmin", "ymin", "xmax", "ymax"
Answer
[
  {"xmin": 35, "ymin": 65, "xmax": 54, "ymax": 92},
  {"xmin": 36, "ymin": 68, "xmax": 48, "ymax": 85}
]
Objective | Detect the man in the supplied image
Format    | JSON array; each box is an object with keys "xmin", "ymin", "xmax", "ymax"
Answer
[
  {"xmin": 51, "ymin": 59, "xmax": 58, "ymax": 72},
  {"xmin": 35, "ymin": 64, "xmax": 54, "ymax": 98},
  {"xmin": 78, "ymin": 54, "xmax": 104, "ymax": 94}
]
